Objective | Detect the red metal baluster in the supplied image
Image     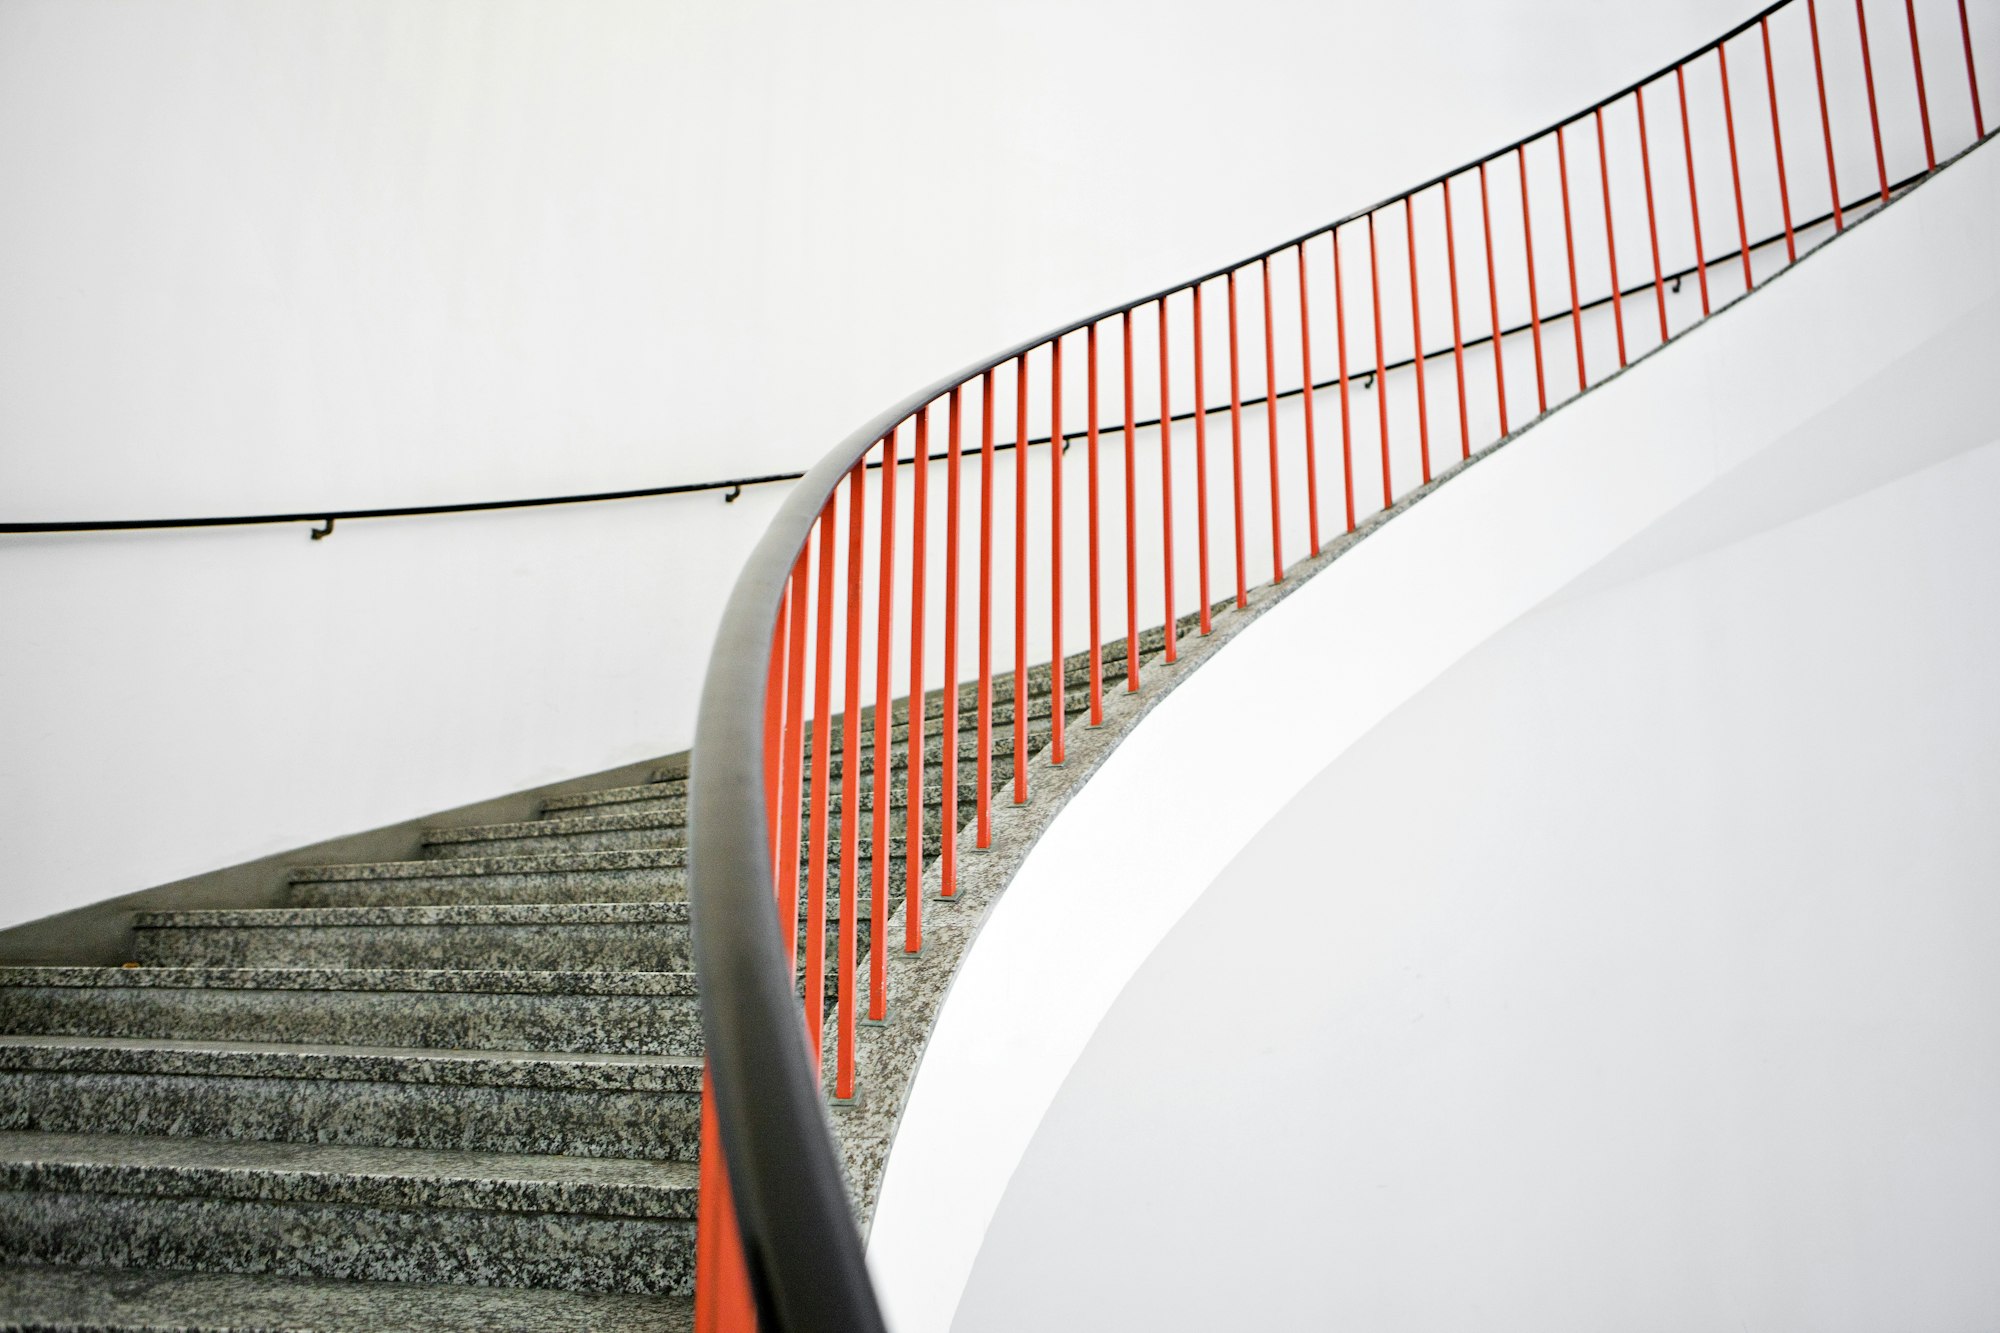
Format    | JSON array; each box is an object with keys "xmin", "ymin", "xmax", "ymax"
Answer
[
  {"xmin": 1808, "ymin": 0, "xmax": 1846, "ymax": 231},
  {"xmin": 693, "ymin": 1077, "xmax": 756, "ymax": 1333},
  {"xmin": 1049, "ymin": 337, "xmax": 1066, "ymax": 761},
  {"xmin": 1906, "ymin": 0, "xmax": 1937, "ymax": 168},
  {"xmin": 1331, "ymin": 227, "xmax": 1359, "ymax": 525},
  {"xmin": 1405, "ymin": 198, "xmax": 1432, "ymax": 484},
  {"xmin": 1857, "ymin": 0, "xmax": 1893, "ymax": 201},
  {"xmin": 836, "ymin": 462, "xmax": 866, "ymax": 1100},
  {"xmin": 1226, "ymin": 272, "xmax": 1248, "ymax": 606},
  {"xmin": 805, "ymin": 495, "xmax": 837, "ymax": 1071},
  {"xmin": 1478, "ymin": 162, "xmax": 1510, "ymax": 436},
  {"xmin": 1762, "ymin": 17, "xmax": 1798, "ymax": 263},
  {"xmin": 1122, "ymin": 309, "xmax": 1140, "ymax": 688},
  {"xmin": 1191, "ymin": 286, "xmax": 1214, "ymax": 631},
  {"xmin": 868, "ymin": 432, "xmax": 896, "ymax": 1021},
  {"xmin": 1596, "ymin": 107, "xmax": 1631, "ymax": 364},
  {"xmin": 1013, "ymin": 354, "xmax": 1029, "ymax": 805},
  {"xmin": 1260, "ymin": 256, "xmax": 1285, "ymax": 577},
  {"xmin": 941, "ymin": 387, "xmax": 964, "ymax": 894},
  {"xmin": 764, "ymin": 594, "xmax": 785, "ymax": 879},
  {"xmin": 1440, "ymin": 188, "xmax": 1470, "ymax": 460},
  {"xmin": 1555, "ymin": 125, "xmax": 1588, "ymax": 389},
  {"xmin": 1718, "ymin": 43, "xmax": 1756, "ymax": 289},
  {"xmin": 1156, "ymin": 301, "xmax": 1179, "ymax": 655},
  {"xmin": 976, "ymin": 369, "xmax": 994, "ymax": 849},
  {"xmin": 1295, "ymin": 246, "xmax": 1322, "ymax": 554},
  {"xmin": 1636, "ymin": 86, "xmax": 1671, "ymax": 342},
  {"xmin": 1086, "ymin": 326, "xmax": 1103, "ymax": 723},
  {"xmin": 908, "ymin": 405, "xmax": 933, "ymax": 927},
  {"xmin": 1677, "ymin": 65, "xmax": 1714, "ymax": 315},
  {"xmin": 1959, "ymin": 0, "xmax": 1986, "ymax": 138},
  {"xmin": 1516, "ymin": 148, "xmax": 1549, "ymax": 414},
  {"xmin": 781, "ymin": 553, "xmax": 808, "ymax": 973},
  {"xmin": 1368, "ymin": 212, "xmax": 1390, "ymax": 509}
]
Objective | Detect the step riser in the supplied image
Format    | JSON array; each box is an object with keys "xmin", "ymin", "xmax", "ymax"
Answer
[
  {"xmin": 651, "ymin": 750, "xmax": 1018, "ymax": 789},
  {"xmin": 0, "ymin": 1192, "xmax": 694, "ymax": 1295},
  {"xmin": 133, "ymin": 923, "xmax": 696, "ymax": 972},
  {"xmin": 648, "ymin": 735, "xmax": 996, "ymax": 786},
  {"xmin": 543, "ymin": 770, "xmax": 989, "ymax": 822},
  {"xmin": 806, "ymin": 693, "xmax": 1091, "ymax": 755},
  {"xmin": 289, "ymin": 867, "xmax": 688, "ymax": 908},
  {"xmin": 540, "ymin": 788, "xmax": 690, "ymax": 820},
  {"xmin": 427, "ymin": 823, "xmax": 947, "ymax": 864},
  {"xmin": 0, "ymin": 988, "xmax": 700, "ymax": 1057},
  {"xmin": 0, "ymin": 1072, "xmax": 699, "ymax": 1162},
  {"xmin": 422, "ymin": 829, "xmax": 685, "ymax": 861}
]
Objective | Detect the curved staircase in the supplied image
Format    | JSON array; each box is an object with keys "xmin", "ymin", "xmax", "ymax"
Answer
[
  {"xmin": 0, "ymin": 1, "xmax": 1990, "ymax": 1327},
  {"xmin": 0, "ymin": 654, "xmax": 1103, "ymax": 1325}
]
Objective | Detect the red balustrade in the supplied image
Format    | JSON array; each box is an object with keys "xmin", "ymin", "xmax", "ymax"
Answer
[{"xmin": 693, "ymin": 3, "xmax": 1993, "ymax": 1323}]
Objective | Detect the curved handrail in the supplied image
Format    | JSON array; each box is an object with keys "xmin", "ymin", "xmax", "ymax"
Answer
[
  {"xmin": 0, "ymin": 469, "xmax": 806, "ymax": 537},
  {"xmin": 689, "ymin": 0, "xmax": 1989, "ymax": 1324}
]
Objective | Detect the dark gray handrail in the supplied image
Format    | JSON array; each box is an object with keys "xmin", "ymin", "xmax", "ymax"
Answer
[
  {"xmin": 0, "ymin": 470, "xmax": 807, "ymax": 536},
  {"xmin": 683, "ymin": 0, "xmax": 1910, "ymax": 1324}
]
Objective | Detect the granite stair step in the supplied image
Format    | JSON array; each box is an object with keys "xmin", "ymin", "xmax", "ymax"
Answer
[
  {"xmin": 0, "ymin": 1035, "xmax": 702, "ymax": 1161},
  {"xmin": 288, "ymin": 849, "xmax": 687, "ymax": 908},
  {"xmin": 650, "ymin": 733, "xmax": 1018, "ymax": 786},
  {"xmin": 0, "ymin": 966, "xmax": 700, "ymax": 1056},
  {"xmin": 802, "ymin": 687, "xmax": 1093, "ymax": 756},
  {"xmin": 134, "ymin": 899, "xmax": 880, "ymax": 972},
  {"xmin": 541, "ymin": 761, "xmax": 985, "ymax": 819},
  {"xmin": 421, "ymin": 811, "xmax": 687, "ymax": 861},
  {"xmin": 132, "ymin": 901, "xmax": 699, "ymax": 971},
  {"xmin": 0, "ymin": 1130, "xmax": 698, "ymax": 1295},
  {"xmin": 419, "ymin": 806, "xmax": 948, "ymax": 864},
  {"xmin": 542, "ymin": 779, "xmax": 693, "ymax": 819},
  {"xmin": 0, "ymin": 1262, "xmax": 691, "ymax": 1331}
]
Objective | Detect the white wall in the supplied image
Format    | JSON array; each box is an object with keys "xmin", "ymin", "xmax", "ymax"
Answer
[
  {"xmin": 954, "ymin": 428, "xmax": 2000, "ymax": 1333},
  {"xmin": 867, "ymin": 132, "xmax": 2000, "ymax": 1331},
  {"xmin": 0, "ymin": 0, "xmax": 1975, "ymax": 922}
]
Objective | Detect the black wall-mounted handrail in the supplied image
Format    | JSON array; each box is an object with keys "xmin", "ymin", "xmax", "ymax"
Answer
[
  {"xmin": 4, "ymin": 159, "xmax": 1892, "ymax": 547},
  {"xmin": 0, "ymin": 470, "xmax": 808, "ymax": 537}
]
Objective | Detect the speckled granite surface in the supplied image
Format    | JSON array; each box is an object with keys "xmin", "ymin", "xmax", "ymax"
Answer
[
  {"xmin": 0, "ymin": 744, "xmax": 726, "ymax": 1319},
  {"xmin": 0, "ymin": 1128, "xmax": 704, "ymax": 1288},
  {"xmin": 0, "ymin": 968, "xmax": 697, "ymax": 997},
  {"xmin": 1, "ymin": 1192, "xmax": 693, "ymax": 1295},
  {"xmin": 0, "ymin": 1132, "xmax": 699, "ymax": 1217},
  {"xmin": 541, "ymin": 781, "xmax": 692, "ymax": 818},
  {"xmin": 420, "ymin": 813, "xmax": 687, "ymax": 861},
  {"xmin": 291, "ymin": 850, "xmax": 687, "ymax": 883},
  {"xmin": 0, "ymin": 1046, "xmax": 701, "ymax": 1160},
  {"xmin": 0, "ymin": 969, "xmax": 700, "ymax": 1056},
  {"xmin": 0, "ymin": 1263, "xmax": 693, "ymax": 1331},
  {"xmin": 0, "ymin": 473, "xmax": 1418, "ymax": 1320},
  {"xmin": 132, "ymin": 902, "xmax": 697, "ymax": 972}
]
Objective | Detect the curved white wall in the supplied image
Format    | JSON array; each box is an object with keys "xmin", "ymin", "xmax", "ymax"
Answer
[
  {"xmin": 956, "ymin": 416, "xmax": 2000, "ymax": 1333},
  {"xmin": 0, "ymin": 0, "xmax": 1801, "ymax": 924},
  {"xmin": 868, "ymin": 137, "xmax": 2000, "ymax": 1330}
]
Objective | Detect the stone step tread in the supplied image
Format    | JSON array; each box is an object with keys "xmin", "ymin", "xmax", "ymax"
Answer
[
  {"xmin": 541, "ymin": 782, "xmax": 692, "ymax": 815},
  {"xmin": 0, "ymin": 967, "xmax": 697, "ymax": 998},
  {"xmin": 0, "ymin": 1130, "xmax": 699, "ymax": 1219},
  {"xmin": 543, "ymin": 775, "xmax": 972, "ymax": 818},
  {"xmin": 136, "ymin": 901, "xmax": 692, "ymax": 930},
  {"xmin": 0, "ymin": 1035, "xmax": 704, "ymax": 1092},
  {"xmin": 649, "ymin": 738, "xmax": 1019, "ymax": 785},
  {"xmin": 803, "ymin": 698, "xmax": 1091, "ymax": 750},
  {"xmin": 288, "ymin": 849, "xmax": 685, "ymax": 885},
  {"xmin": 423, "ymin": 810, "xmax": 684, "ymax": 846},
  {"xmin": 0, "ymin": 1262, "xmax": 691, "ymax": 1332}
]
